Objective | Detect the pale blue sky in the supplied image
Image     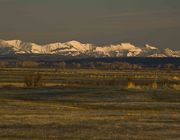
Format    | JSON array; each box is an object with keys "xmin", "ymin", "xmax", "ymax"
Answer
[{"xmin": 0, "ymin": 0, "xmax": 180, "ymax": 49}]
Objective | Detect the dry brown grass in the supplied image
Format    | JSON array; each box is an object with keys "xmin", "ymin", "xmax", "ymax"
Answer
[{"xmin": 0, "ymin": 88, "xmax": 180, "ymax": 139}]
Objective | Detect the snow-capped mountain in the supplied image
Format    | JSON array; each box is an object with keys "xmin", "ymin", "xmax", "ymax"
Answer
[
  {"xmin": 0, "ymin": 39, "xmax": 179, "ymax": 57},
  {"xmin": 94, "ymin": 43, "xmax": 142, "ymax": 57}
]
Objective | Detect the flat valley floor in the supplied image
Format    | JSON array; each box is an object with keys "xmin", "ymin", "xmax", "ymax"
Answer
[{"xmin": 0, "ymin": 68, "xmax": 180, "ymax": 140}]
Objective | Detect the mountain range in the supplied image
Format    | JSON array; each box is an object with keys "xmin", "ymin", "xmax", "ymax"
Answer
[{"xmin": 0, "ymin": 39, "xmax": 180, "ymax": 57}]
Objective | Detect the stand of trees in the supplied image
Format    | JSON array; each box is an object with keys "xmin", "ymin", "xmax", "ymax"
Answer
[{"xmin": 0, "ymin": 60, "xmax": 180, "ymax": 70}]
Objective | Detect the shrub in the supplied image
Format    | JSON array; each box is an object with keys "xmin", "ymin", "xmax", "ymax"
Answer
[
  {"xmin": 127, "ymin": 82, "xmax": 136, "ymax": 89},
  {"xmin": 172, "ymin": 84, "xmax": 180, "ymax": 90},
  {"xmin": 54, "ymin": 62, "xmax": 66, "ymax": 70},
  {"xmin": 151, "ymin": 81, "xmax": 158, "ymax": 89},
  {"xmin": 24, "ymin": 72, "xmax": 43, "ymax": 88}
]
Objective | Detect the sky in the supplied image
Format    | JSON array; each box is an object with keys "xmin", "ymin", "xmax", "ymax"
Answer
[{"xmin": 0, "ymin": 0, "xmax": 180, "ymax": 49}]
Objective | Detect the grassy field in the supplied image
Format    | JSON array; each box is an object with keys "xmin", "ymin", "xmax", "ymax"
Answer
[
  {"xmin": 0, "ymin": 68, "xmax": 180, "ymax": 139},
  {"xmin": 0, "ymin": 68, "xmax": 180, "ymax": 89}
]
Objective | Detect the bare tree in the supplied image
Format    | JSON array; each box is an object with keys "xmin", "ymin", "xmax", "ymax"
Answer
[
  {"xmin": 24, "ymin": 72, "xmax": 43, "ymax": 88},
  {"xmin": 54, "ymin": 61, "xmax": 66, "ymax": 71}
]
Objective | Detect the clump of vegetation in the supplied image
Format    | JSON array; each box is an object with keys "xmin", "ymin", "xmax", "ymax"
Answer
[
  {"xmin": 22, "ymin": 61, "xmax": 39, "ymax": 68},
  {"xmin": 151, "ymin": 81, "xmax": 158, "ymax": 89},
  {"xmin": 127, "ymin": 81, "xmax": 136, "ymax": 89},
  {"xmin": 172, "ymin": 84, "xmax": 180, "ymax": 90},
  {"xmin": 24, "ymin": 72, "xmax": 44, "ymax": 88},
  {"xmin": 126, "ymin": 77, "xmax": 138, "ymax": 89},
  {"xmin": 0, "ymin": 61, "xmax": 8, "ymax": 68},
  {"xmin": 172, "ymin": 76, "xmax": 180, "ymax": 81},
  {"xmin": 163, "ymin": 64, "xmax": 175, "ymax": 71},
  {"xmin": 54, "ymin": 61, "xmax": 66, "ymax": 71}
]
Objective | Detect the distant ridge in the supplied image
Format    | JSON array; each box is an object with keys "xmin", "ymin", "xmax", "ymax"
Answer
[{"xmin": 0, "ymin": 39, "xmax": 179, "ymax": 57}]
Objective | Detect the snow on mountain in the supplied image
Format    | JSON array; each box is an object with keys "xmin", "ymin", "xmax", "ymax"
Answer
[
  {"xmin": 144, "ymin": 44, "xmax": 158, "ymax": 50},
  {"xmin": 148, "ymin": 53, "xmax": 167, "ymax": 57},
  {"xmin": 163, "ymin": 48, "xmax": 180, "ymax": 57},
  {"xmin": 43, "ymin": 40, "xmax": 95, "ymax": 56},
  {"xmin": 0, "ymin": 40, "xmax": 15, "ymax": 55},
  {"xmin": 0, "ymin": 39, "xmax": 179, "ymax": 57},
  {"xmin": 94, "ymin": 43, "xmax": 142, "ymax": 57},
  {"xmin": 3, "ymin": 40, "xmax": 43, "ymax": 54},
  {"xmin": 139, "ymin": 44, "xmax": 159, "ymax": 57},
  {"xmin": 65, "ymin": 40, "xmax": 94, "ymax": 52}
]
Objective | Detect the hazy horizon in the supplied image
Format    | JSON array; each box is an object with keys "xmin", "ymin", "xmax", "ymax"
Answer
[{"xmin": 0, "ymin": 0, "xmax": 180, "ymax": 49}]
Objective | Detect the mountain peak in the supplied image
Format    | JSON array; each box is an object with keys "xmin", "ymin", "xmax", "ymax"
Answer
[
  {"xmin": 145, "ymin": 44, "xmax": 158, "ymax": 50},
  {"xmin": 66, "ymin": 40, "xmax": 82, "ymax": 46},
  {"xmin": 66, "ymin": 40, "xmax": 82, "ymax": 44}
]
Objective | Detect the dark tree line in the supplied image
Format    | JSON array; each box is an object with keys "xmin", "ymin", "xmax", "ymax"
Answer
[{"xmin": 0, "ymin": 60, "xmax": 180, "ymax": 70}]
